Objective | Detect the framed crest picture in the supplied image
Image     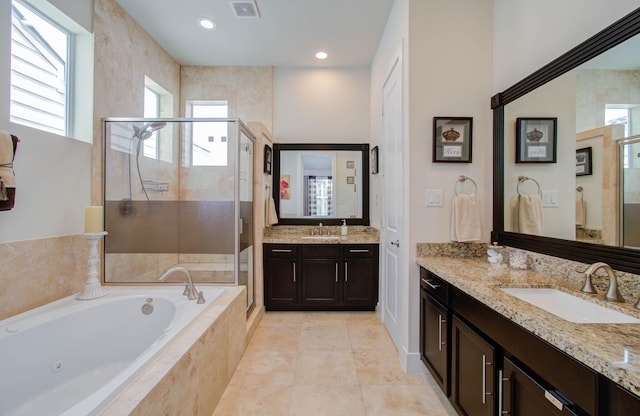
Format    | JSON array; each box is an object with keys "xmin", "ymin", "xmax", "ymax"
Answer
[
  {"xmin": 433, "ymin": 117, "xmax": 473, "ymax": 163},
  {"xmin": 516, "ymin": 118, "xmax": 557, "ymax": 163},
  {"xmin": 576, "ymin": 147, "xmax": 592, "ymax": 176}
]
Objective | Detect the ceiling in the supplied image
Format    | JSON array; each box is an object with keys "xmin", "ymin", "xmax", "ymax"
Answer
[{"xmin": 114, "ymin": 0, "xmax": 395, "ymax": 67}]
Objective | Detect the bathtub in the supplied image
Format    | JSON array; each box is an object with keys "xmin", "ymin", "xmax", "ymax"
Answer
[{"xmin": 0, "ymin": 286, "xmax": 225, "ymax": 416}]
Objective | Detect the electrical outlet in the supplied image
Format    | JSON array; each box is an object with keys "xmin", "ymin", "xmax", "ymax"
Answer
[{"xmin": 426, "ymin": 189, "xmax": 444, "ymax": 207}]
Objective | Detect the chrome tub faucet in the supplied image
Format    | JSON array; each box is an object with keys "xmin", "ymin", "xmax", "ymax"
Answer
[{"xmin": 159, "ymin": 266, "xmax": 205, "ymax": 304}]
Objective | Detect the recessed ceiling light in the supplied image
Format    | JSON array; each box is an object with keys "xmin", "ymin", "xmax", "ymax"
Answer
[
  {"xmin": 315, "ymin": 51, "xmax": 328, "ymax": 60},
  {"xmin": 198, "ymin": 17, "xmax": 217, "ymax": 30}
]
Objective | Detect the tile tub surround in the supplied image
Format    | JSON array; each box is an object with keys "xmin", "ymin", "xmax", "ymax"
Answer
[
  {"xmin": 100, "ymin": 286, "xmax": 246, "ymax": 416},
  {"xmin": 416, "ymin": 255, "xmax": 640, "ymax": 396},
  {"xmin": 263, "ymin": 225, "xmax": 379, "ymax": 244},
  {"xmin": 0, "ymin": 235, "xmax": 89, "ymax": 321}
]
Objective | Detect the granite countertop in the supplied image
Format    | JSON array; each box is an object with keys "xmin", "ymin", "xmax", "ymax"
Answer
[
  {"xmin": 416, "ymin": 255, "xmax": 640, "ymax": 396},
  {"xmin": 263, "ymin": 226, "xmax": 379, "ymax": 244}
]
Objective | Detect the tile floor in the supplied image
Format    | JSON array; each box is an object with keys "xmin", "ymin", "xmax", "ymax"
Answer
[{"xmin": 212, "ymin": 311, "xmax": 457, "ymax": 416}]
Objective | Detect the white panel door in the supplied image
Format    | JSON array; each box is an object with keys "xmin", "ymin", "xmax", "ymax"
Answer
[{"xmin": 381, "ymin": 52, "xmax": 404, "ymax": 349}]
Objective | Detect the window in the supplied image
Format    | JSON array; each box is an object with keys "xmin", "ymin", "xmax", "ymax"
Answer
[
  {"xmin": 10, "ymin": 0, "xmax": 70, "ymax": 136},
  {"xmin": 605, "ymin": 107, "xmax": 632, "ymax": 168},
  {"xmin": 305, "ymin": 176, "xmax": 333, "ymax": 216},
  {"xmin": 143, "ymin": 76, "xmax": 173, "ymax": 162},
  {"xmin": 605, "ymin": 107, "xmax": 630, "ymax": 136},
  {"xmin": 186, "ymin": 101, "xmax": 229, "ymax": 166},
  {"xmin": 143, "ymin": 87, "xmax": 160, "ymax": 158}
]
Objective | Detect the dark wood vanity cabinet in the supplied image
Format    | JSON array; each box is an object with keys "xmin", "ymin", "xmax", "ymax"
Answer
[
  {"xmin": 300, "ymin": 245, "xmax": 341, "ymax": 306},
  {"xmin": 502, "ymin": 357, "xmax": 582, "ymax": 415},
  {"xmin": 451, "ymin": 315, "xmax": 496, "ymax": 416},
  {"xmin": 419, "ymin": 266, "xmax": 640, "ymax": 416},
  {"xmin": 264, "ymin": 243, "xmax": 378, "ymax": 311},
  {"xmin": 342, "ymin": 245, "xmax": 379, "ymax": 306},
  {"xmin": 420, "ymin": 269, "xmax": 450, "ymax": 396},
  {"xmin": 263, "ymin": 245, "xmax": 299, "ymax": 308}
]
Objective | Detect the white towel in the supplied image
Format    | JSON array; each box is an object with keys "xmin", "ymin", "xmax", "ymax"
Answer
[
  {"xmin": 516, "ymin": 194, "xmax": 543, "ymax": 235},
  {"xmin": 265, "ymin": 195, "xmax": 278, "ymax": 227},
  {"xmin": 575, "ymin": 199, "xmax": 586, "ymax": 228},
  {"xmin": 450, "ymin": 194, "xmax": 481, "ymax": 242},
  {"xmin": 0, "ymin": 130, "xmax": 15, "ymax": 188}
]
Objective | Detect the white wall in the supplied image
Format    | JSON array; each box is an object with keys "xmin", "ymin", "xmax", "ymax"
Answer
[
  {"xmin": 273, "ymin": 67, "xmax": 371, "ymax": 142},
  {"xmin": 406, "ymin": 0, "xmax": 494, "ymax": 373},
  {"xmin": 370, "ymin": 0, "xmax": 493, "ymax": 373},
  {"xmin": 503, "ymin": 71, "xmax": 577, "ymax": 240},
  {"xmin": 493, "ymin": 0, "xmax": 640, "ymax": 91},
  {"xmin": 0, "ymin": 0, "xmax": 93, "ymax": 243}
]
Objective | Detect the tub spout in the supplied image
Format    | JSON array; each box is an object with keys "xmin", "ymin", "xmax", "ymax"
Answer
[{"xmin": 159, "ymin": 267, "xmax": 205, "ymax": 304}]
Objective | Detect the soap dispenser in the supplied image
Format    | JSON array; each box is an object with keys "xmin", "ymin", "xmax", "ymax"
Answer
[{"xmin": 341, "ymin": 219, "xmax": 348, "ymax": 236}]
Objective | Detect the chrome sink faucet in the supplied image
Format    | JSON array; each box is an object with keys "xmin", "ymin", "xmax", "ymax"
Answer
[
  {"xmin": 159, "ymin": 266, "xmax": 205, "ymax": 304},
  {"xmin": 580, "ymin": 262, "xmax": 624, "ymax": 303}
]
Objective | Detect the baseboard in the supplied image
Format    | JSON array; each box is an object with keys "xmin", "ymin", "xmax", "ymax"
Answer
[{"xmin": 405, "ymin": 350, "xmax": 427, "ymax": 374}]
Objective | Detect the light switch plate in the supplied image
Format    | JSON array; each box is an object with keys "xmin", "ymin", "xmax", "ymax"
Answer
[
  {"xmin": 426, "ymin": 189, "xmax": 444, "ymax": 207},
  {"xmin": 541, "ymin": 190, "xmax": 559, "ymax": 207}
]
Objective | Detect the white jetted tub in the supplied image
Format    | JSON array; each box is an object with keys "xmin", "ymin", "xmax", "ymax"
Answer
[{"xmin": 0, "ymin": 286, "xmax": 224, "ymax": 416}]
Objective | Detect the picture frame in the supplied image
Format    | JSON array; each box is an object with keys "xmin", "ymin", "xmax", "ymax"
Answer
[
  {"xmin": 346, "ymin": 160, "xmax": 355, "ymax": 169},
  {"xmin": 433, "ymin": 117, "xmax": 473, "ymax": 163},
  {"xmin": 516, "ymin": 117, "xmax": 557, "ymax": 163},
  {"xmin": 576, "ymin": 147, "xmax": 592, "ymax": 176},
  {"xmin": 371, "ymin": 146, "xmax": 379, "ymax": 174},
  {"xmin": 347, "ymin": 176, "xmax": 355, "ymax": 184},
  {"xmin": 264, "ymin": 144, "xmax": 272, "ymax": 175}
]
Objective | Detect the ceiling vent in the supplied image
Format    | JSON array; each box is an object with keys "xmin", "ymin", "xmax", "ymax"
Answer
[{"xmin": 229, "ymin": 0, "xmax": 261, "ymax": 18}]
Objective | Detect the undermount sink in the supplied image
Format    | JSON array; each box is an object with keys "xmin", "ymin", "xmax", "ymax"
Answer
[
  {"xmin": 300, "ymin": 235, "xmax": 341, "ymax": 240},
  {"xmin": 500, "ymin": 287, "xmax": 640, "ymax": 324}
]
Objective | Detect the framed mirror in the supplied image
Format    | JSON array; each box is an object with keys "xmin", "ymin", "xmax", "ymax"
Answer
[
  {"xmin": 272, "ymin": 143, "xmax": 370, "ymax": 225},
  {"xmin": 492, "ymin": 7, "xmax": 640, "ymax": 273}
]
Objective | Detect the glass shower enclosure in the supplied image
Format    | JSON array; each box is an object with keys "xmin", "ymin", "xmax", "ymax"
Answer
[{"xmin": 102, "ymin": 118, "xmax": 255, "ymax": 310}]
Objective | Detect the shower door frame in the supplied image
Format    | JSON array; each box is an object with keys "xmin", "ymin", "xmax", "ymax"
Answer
[{"xmin": 101, "ymin": 117, "xmax": 256, "ymax": 302}]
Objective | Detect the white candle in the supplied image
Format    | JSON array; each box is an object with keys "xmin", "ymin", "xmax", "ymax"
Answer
[{"xmin": 85, "ymin": 206, "xmax": 103, "ymax": 233}]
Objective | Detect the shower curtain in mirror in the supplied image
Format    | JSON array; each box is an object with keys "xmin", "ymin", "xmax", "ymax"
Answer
[{"xmin": 304, "ymin": 176, "xmax": 332, "ymax": 216}]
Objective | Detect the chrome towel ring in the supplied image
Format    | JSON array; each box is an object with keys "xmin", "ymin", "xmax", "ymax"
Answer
[
  {"xmin": 455, "ymin": 175, "xmax": 477, "ymax": 195},
  {"xmin": 517, "ymin": 175, "xmax": 541, "ymax": 195}
]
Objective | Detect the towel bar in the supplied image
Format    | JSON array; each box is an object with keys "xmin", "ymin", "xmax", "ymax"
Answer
[
  {"xmin": 517, "ymin": 176, "xmax": 541, "ymax": 195},
  {"xmin": 455, "ymin": 175, "xmax": 477, "ymax": 195}
]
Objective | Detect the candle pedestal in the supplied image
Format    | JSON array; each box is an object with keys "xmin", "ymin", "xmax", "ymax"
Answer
[{"xmin": 77, "ymin": 232, "xmax": 108, "ymax": 300}]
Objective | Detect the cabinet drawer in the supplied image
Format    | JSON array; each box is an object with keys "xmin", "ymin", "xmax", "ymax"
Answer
[
  {"xmin": 343, "ymin": 244, "xmax": 378, "ymax": 258},
  {"xmin": 302, "ymin": 245, "xmax": 341, "ymax": 258},
  {"xmin": 420, "ymin": 268, "xmax": 449, "ymax": 305},
  {"xmin": 264, "ymin": 244, "xmax": 298, "ymax": 258}
]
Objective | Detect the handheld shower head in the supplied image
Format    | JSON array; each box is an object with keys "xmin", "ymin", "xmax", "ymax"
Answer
[{"xmin": 133, "ymin": 121, "xmax": 167, "ymax": 140}]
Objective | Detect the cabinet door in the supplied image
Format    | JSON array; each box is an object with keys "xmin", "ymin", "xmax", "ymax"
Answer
[
  {"xmin": 451, "ymin": 316, "xmax": 495, "ymax": 416},
  {"xmin": 300, "ymin": 259, "xmax": 340, "ymax": 305},
  {"xmin": 502, "ymin": 357, "xmax": 581, "ymax": 416},
  {"xmin": 264, "ymin": 258, "xmax": 298, "ymax": 309},
  {"xmin": 420, "ymin": 290, "xmax": 449, "ymax": 396},
  {"xmin": 607, "ymin": 382, "xmax": 640, "ymax": 416},
  {"xmin": 343, "ymin": 257, "xmax": 377, "ymax": 306}
]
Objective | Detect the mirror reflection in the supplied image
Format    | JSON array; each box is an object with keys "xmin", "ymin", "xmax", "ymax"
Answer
[
  {"xmin": 503, "ymin": 34, "xmax": 640, "ymax": 248},
  {"xmin": 273, "ymin": 144, "xmax": 370, "ymax": 225}
]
